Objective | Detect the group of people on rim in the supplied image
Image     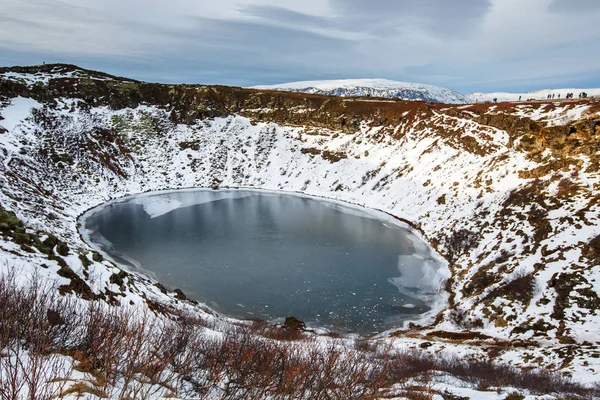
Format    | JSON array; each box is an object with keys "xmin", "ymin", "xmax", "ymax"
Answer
[
  {"xmin": 476, "ymin": 91, "xmax": 590, "ymax": 104},
  {"xmin": 546, "ymin": 92, "xmax": 587, "ymax": 100}
]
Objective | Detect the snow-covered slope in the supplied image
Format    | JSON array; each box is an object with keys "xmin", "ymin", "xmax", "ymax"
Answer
[
  {"xmin": 469, "ymin": 88, "xmax": 600, "ymax": 103},
  {"xmin": 251, "ymin": 78, "xmax": 470, "ymax": 104},
  {"xmin": 2, "ymin": 65, "xmax": 600, "ymax": 393},
  {"xmin": 0, "ymin": 63, "xmax": 137, "ymax": 84}
]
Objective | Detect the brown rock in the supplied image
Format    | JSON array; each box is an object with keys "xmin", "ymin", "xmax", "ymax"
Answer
[
  {"xmin": 47, "ymin": 309, "xmax": 65, "ymax": 326},
  {"xmin": 284, "ymin": 316, "xmax": 305, "ymax": 331}
]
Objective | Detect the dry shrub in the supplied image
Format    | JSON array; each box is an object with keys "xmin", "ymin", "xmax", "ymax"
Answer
[
  {"xmin": 463, "ymin": 268, "xmax": 498, "ymax": 297},
  {"xmin": 379, "ymin": 350, "xmax": 596, "ymax": 398},
  {"xmin": 0, "ymin": 269, "xmax": 74, "ymax": 400},
  {"xmin": 484, "ymin": 271, "xmax": 536, "ymax": 305},
  {"xmin": 556, "ymin": 177, "xmax": 581, "ymax": 198},
  {"xmin": 1, "ymin": 269, "xmax": 598, "ymax": 399},
  {"xmin": 248, "ymin": 319, "xmax": 304, "ymax": 341},
  {"xmin": 446, "ymin": 229, "xmax": 479, "ymax": 262}
]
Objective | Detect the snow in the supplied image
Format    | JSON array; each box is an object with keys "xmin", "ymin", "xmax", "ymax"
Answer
[
  {"xmin": 251, "ymin": 78, "xmax": 470, "ymax": 104},
  {"xmin": 395, "ymin": 254, "xmax": 449, "ymax": 294},
  {"xmin": 255, "ymin": 78, "xmax": 448, "ymax": 92},
  {"xmin": 1, "ymin": 70, "xmax": 600, "ymax": 393},
  {"xmin": 0, "ymin": 96, "xmax": 42, "ymax": 132},
  {"xmin": 513, "ymin": 103, "xmax": 590, "ymax": 126},
  {"xmin": 0, "ymin": 69, "xmax": 122, "ymax": 85},
  {"xmin": 1, "ymin": 71, "xmax": 60, "ymax": 85},
  {"xmin": 469, "ymin": 88, "xmax": 600, "ymax": 103}
]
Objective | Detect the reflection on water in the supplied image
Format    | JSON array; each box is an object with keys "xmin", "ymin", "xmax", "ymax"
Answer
[{"xmin": 82, "ymin": 190, "xmax": 445, "ymax": 334}]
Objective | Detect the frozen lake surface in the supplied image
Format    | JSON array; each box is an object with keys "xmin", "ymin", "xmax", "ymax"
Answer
[{"xmin": 82, "ymin": 190, "xmax": 446, "ymax": 334}]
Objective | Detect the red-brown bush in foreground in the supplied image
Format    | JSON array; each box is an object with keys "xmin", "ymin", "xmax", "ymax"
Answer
[{"xmin": 1, "ymin": 269, "xmax": 598, "ymax": 399}]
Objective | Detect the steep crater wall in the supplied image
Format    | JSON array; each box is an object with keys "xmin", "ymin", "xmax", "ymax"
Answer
[{"xmin": 1, "ymin": 66, "xmax": 600, "ymax": 375}]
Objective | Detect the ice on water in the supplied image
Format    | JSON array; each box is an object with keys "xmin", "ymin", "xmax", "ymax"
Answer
[{"xmin": 131, "ymin": 190, "xmax": 253, "ymax": 218}]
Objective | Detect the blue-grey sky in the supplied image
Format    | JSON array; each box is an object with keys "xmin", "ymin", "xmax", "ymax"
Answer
[{"xmin": 1, "ymin": 0, "xmax": 599, "ymax": 93}]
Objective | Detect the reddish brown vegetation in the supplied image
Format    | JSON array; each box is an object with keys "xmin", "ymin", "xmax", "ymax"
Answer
[{"xmin": 1, "ymin": 270, "xmax": 598, "ymax": 399}]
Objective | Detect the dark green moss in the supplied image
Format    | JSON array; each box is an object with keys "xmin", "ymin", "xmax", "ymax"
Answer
[
  {"xmin": 549, "ymin": 272, "xmax": 600, "ymax": 320},
  {"xmin": 0, "ymin": 208, "xmax": 23, "ymax": 232},
  {"xmin": 109, "ymin": 270, "xmax": 128, "ymax": 288},
  {"xmin": 56, "ymin": 241, "xmax": 70, "ymax": 257},
  {"xmin": 42, "ymin": 234, "xmax": 59, "ymax": 249},
  {"xmin": 12, "ymin": 230, "xmax": 32, "ymax": 246},
  {"xmin": 484, "ymin": 273, "xmax": 535, "ymax": 305},
  {"xmin": 91, "ymin": 251, "xmax": 103, "ymax": 262},
  {"xmin": 173, "ymin": 288, "xmax": 187, "ymax": 301},
  {"xmin": 57, "ymin": 265, "xmax": 95, "ymax": 300},
  {"xmin": 503, "ymin": 394, "xmax": 525, "ymax": 400},
  {"xmin": 50, "ymin": 255, "xmax": 67, "ymax": 267},
  {"xmin": 78, "ymin": 253, "xmax": 92, "ymax": 268},
  {"xmin": 34, "ymin": 242, "xmax": 53, "ymax": 256}
]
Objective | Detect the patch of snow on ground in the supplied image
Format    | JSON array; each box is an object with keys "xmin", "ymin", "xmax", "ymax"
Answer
[{"xmin": 0, "ymin": 96, "xmax": 42, "ymax": 132}]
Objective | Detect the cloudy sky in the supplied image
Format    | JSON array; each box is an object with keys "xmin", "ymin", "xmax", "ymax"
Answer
[{"xmin": 1, "ymin": 0, "xmax": 599, "ymax": 93}]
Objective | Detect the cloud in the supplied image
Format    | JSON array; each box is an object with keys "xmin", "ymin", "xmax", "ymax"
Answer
[
  {"xmin": 238, "ymin": 5, "xmax": 330, "ymax": 26},
  {"xmin": 329, "ymin": 0, "xmax": 492, "ymax": 36},
  {"xmin": 0, "ymin": 0, "xmax": 180, "ymax": 57},
  {"xmin": 548, "ymin": 0, "xmax": 600, "ymax": 14},
  {"xmin": 174, "ymin": 16, "xmax": 355, "ymax": 69},
  {"xmin": 0, "ymin": 0, "xmax": 598, "ymax": 92}
]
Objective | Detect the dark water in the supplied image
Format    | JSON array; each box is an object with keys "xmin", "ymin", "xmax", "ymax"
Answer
[{"xmin": 82, "ymin": 190, "xmax": 444, "ymax": 334}]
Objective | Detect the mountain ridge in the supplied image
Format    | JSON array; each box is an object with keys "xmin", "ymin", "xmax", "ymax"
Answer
[
  {"xmin": 0, "ymin": 63, "xmax": 140, "ymax": 83},
  {"xmin": 251, "ymin": 78, "xmax": 470, "ymax": 104}
]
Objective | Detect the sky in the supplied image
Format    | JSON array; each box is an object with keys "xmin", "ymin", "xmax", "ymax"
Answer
[{"xmin": 1, "ymin": 0, "xmax": 599, "ymax": 93}]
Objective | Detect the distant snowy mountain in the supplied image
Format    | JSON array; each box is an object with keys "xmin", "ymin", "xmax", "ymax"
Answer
[
  {"xmin": 251, "ymin": 79, "xmax": 470, "ymax": 104},
  {"xmin": 468, "ymin": 88, "xmax": 600, "ymax": 103}
]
